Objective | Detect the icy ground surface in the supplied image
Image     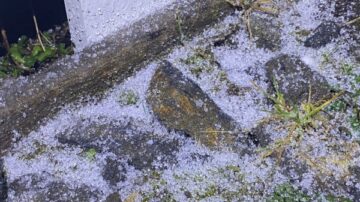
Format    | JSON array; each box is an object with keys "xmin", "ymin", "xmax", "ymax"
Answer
[{"xmin": 3, "ymin": 0, "xmax": 360, "ymax": 201}]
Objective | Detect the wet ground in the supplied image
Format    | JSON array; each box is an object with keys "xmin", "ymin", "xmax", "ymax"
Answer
[{"xmin": 1, "ymin": 0, "xmax": 360, "ymax": 201}]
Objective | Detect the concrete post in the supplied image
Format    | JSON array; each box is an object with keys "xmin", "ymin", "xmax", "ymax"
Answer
[{"xmin": 64, "ymin": 0, "xmax": 175, "ymax": 51}]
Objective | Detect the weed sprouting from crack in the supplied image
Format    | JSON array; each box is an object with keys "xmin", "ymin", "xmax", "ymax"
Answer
[{"xmin": 252, "ymin": 80, "xmax": 344, "ymax": 161}]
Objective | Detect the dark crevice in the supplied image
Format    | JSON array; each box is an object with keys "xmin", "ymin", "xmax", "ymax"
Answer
[
  {"xmin": 0, "ymin": 159, "xmax": 7, "ymax": 201},
  {"xmin": 0, "ymin": 0, "xmax": 68, "ymax": 57}
]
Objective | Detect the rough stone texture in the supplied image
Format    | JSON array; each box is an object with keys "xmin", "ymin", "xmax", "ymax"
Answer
[
  {"xmin": 280, "ymin": 153, "xmax": 310, "ymax": 184},
  {"xmin": 304, "ymin": 21, "xmax": 341, "ymax": 49},
  {"xmin": 347, "ymin": 186, "xmax": 360, "ymax": 202},
  {"xmin": 249, "ymin": 14, "xmax": 282, "ymax": 52},
  {"xmin": 210, "ymin": 23, "xmax": 241, "ymax": 49},
  {"xmin": 265, "ymin": 55, "xmax": 332, "ymax": 106},
  {"xmin": 0, "ymin": 0, "xmax": 234, "ymax": 157},
  {"xmin": 9, "ymin": 174, "xmax": 98, "ymax": 201},
  {"xmin": 334, "ymin": 0, "xmax": 360, "ymax": 62},
  {"xmin": 147, "ymin": 61, "xmax": 241, "ymax": 149},
  {"xmin": 102, "ymin": 157, "xmax": 127, "ymax": 187},
  {"xmin": 346, "ymin": 166, "xmax": 360, "ymax": 200},
  {"xmin": 350, "ymin": 36, "xmax": 360, "ymax": 62},
  {"xmin": 57, "ymin": 120, "xmax": 181, "ymax": 170},
  {"xmin": 105, "ymin": 192, "xmax": 122, "ymax": 202},
  {"xmin": 246, "ymin": 123, "xmax": 272, "ymax": 147},
  {"xmin": 334, "ymin": 0, "xmax": 360, "ymax": 26},
  {"xmin": 0, "ymin": 159, "xmax": 7, "ymax": 201},
  {"xmin": 350, "ymin": 166, "xmax": 360, "ymax": 180}
]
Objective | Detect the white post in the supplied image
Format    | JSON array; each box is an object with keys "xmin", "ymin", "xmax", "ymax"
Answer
[{"xmin": 63, "ymin": 0, "xmax": 175, "ymax": 51}]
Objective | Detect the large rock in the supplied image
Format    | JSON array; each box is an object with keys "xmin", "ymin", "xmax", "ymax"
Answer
[
  {"xmin": 0, "ymin": 159, "xmax": 7, "ymax": 201},
  {"xmin": 9, "ymin": 174, "xmax": 98, "ymax": 201},
  {"xmin": 334, "ymin": 0, "xmax": 360, "ymax": 25},
  {"xmin": 304, "ymin": 21, "xmax": 341, "ymax": 49},
  {"xmin": 265, "ymin": 55, "xmax": 332, "ymax": 105},
  {"xmin": 249, "ymin": 14, "xmax": 282, "ymax": 51},
  {"xmin": 57, "ymin": 120, "xmax": 180, "ymax": 171},
  {"xmin": 147, "ymin": 61, "xmax": 241, "ymax": 149},
  {"xmin": 334, "ymin": 0, "xmax": 360, "ymax": 62}
]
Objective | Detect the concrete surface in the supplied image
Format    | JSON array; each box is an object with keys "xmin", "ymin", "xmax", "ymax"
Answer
[{"xmin": 64, "ymin": 0, "xmax": 176, "ymax": 51}]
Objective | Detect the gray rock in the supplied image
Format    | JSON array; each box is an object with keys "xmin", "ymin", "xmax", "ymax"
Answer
[
  {"xmin": 334, "ymin": 0, "xmax": 360, "ymax": 61},
  {"xmin": 279, "ymin": 153, "xmax": 310, "ymax": 184},
  {"xmin": 9, "ymin": 174, "xmax": 98, "ymax": 202},
  {"xmin": 0, "ymin": 159, "xmax": 7, "ymax": 201},
  {"xmin": 249, "ymin": 14, "xmax": 282, "ymax": 51},
  {"xmin": 271, "ymin": 147, "xmax": 358, "ymax": 200},
  {"xmin": 102, "ymin": 157, "xmax": 127, "ymax": 187},
  {"xmin": 265, "ymin": 55, "xmax": 332, "ymax": 106},
  {"xmin": 347, "ymin": 186, "xmax": 360, "ymax": 202},
  {"xmin": 246, "ymin": 123, "xmax": 272, "ymax": 147},
  {"xmin": 344, "ymin": 25, "xmax": 360, "ymax": 62},
  {"xmin": 350, "ymin": 43, "xmax": 360, "ymax": 63},
  {"xmin": 350, "ymin": 166, "xmax": 360, "ymax": 180},
  {"xmin": 105, "ymin": 192, "xmax": 121, "ymax": 202},
  {"xmin": 347, "ymin": 166, "xmax": 360, "ymax": 200},
  {"xmin": 34, "ymin": 182, "xmax": 97, "ymax": 202},
  {"xmin": 58, "ymin": 120, "xmax": 181, "ymax": 170},
  {"xmin": 334, "ymin": 0, "xmax": 360, "ymax": 25},
  {"xmin": 304, "ymin": 21, "xmax": 341, "ymax": 49},
  {"xmin": 147, "ymin": 61, "xmax": 242, "ymax": 149},
  {"xmin": 212, "ymin": 23, "xmax": 241, "ymax": 48}
]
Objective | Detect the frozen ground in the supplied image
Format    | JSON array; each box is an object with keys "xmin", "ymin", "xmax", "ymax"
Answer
[{"xmin": 2, "ymin": 0, "xmax": 360, "ymax": 201}]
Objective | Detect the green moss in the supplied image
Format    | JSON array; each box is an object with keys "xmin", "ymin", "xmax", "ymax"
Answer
[
  {"xmin": 295, "ymin": 29, "xmax": 311, "ymax": 37},
  {"xmin": 193, "ymin": 174, "xmax": 204, "ymax": 182},
  {"xmin": 173, "ymin": 174, "xmax": 184, "ymax": 181},
  {"xmin": 268, "ymin": 184, "xmax": 352, "ymax": 202},
  {"xmin": 190, "ymin": 66, "xmax": 204, "ymax": 78},
  {"xmin": 222, "ymin": 190, "xmax": 242, "ymax": 201},
  {"xmin": 355, "ymin": 75, "xmax": 360, "ymax": 84},
  {"xmin": 0, "ymin": 56, "xmax": 22, "ymax": 77},
  {"xmin": 326, "ymin": 71, "xmax": 360, "ymax": 134},
  {"xmin": 218, "ymin": 71, "xmax": 228, "ymax": 82},
  {"xmin": 340, "ymin": 63, "xmax": 354, "ymax": 75},
  {"xmin": 150, "ymin": 171, "xmax": 161, "ymax": 180},
  {"xmin": 325, "ymin": 195, "xmax": 352, "ymax": 202},
  {"xmin": 350, "ymin": 114, "xmax": 360, "ymax": 132},
  {"xmin": 196, "ymin": 184, "xmax": 218, "ymax": 200},
  {"xmin": 294, "ymin": 29, "xmax": 311, "ymax": 42},
  {"xmin": 321, "ymin": 52, "xmax": 332, "ymax": 65},
  {"xmin": 119, "ymin": 90, "xmax": 139, "ymax": 105},
  {"xmin": 141, "ymin": 172, "xmax": 176, "ymax": 202},
  {"xmin": 182, "ymin": 48, "xmax": 217, "ymax": 78},
  {"xmin": 327, "ymin": 100, "xmax": 347, "ymax": 112},
  {"xmin": 225, "ymin": 165, "xmax": 241, "ymax": 173},
  {"xmin": 22, "ymin": 141, "xmax": 47, "ymax": 160},
  {"xmin": 141, "ymin": 190, "xmax": 176, "ymax": 202},
  {"xmin": 267, "ymin": 184, "xmax": 311, "ymax": 202},
  {"xmin": 84, "ymin": 148, "xmax": 97, "ymax": 161}
]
